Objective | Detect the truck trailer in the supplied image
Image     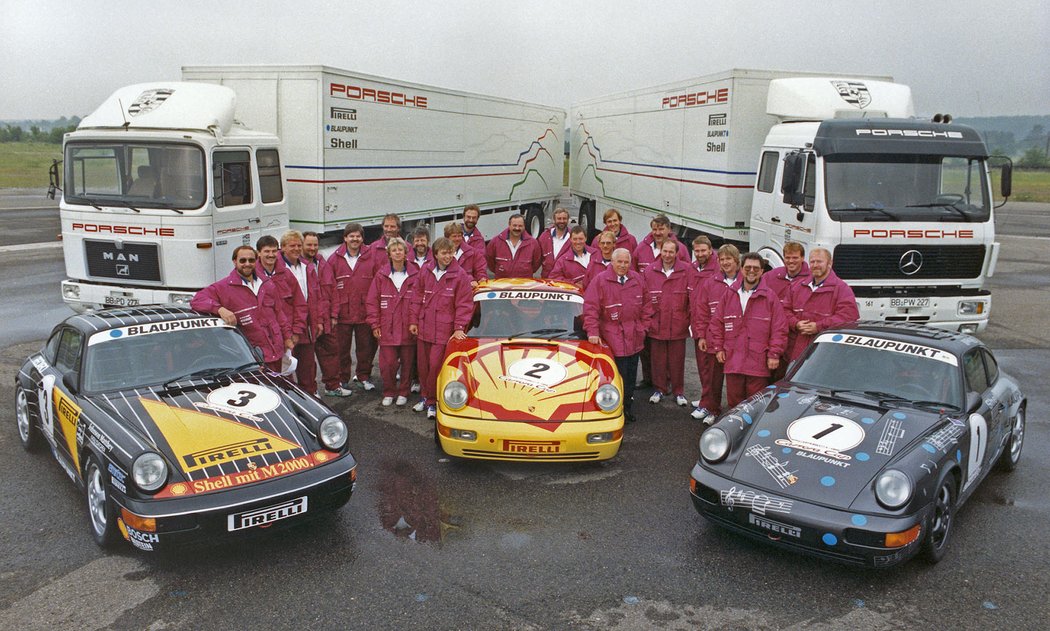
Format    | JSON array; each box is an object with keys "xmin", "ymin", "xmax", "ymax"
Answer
[
  {"xmin": 55, "ymin": 65, "xmax": 566, "ymax": 312},
  {"xmin": 569, "ymin": 68, "xmax": 1009, "ymax": 333}
]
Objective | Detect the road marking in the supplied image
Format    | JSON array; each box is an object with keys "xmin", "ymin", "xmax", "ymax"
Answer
[
  {"xmin": 0, "ymin": 241, "xmax": 63, "ymax": 253},
  {"xmin": 0, "ymin": 556, "xmax": 158, "ymax": 631}
]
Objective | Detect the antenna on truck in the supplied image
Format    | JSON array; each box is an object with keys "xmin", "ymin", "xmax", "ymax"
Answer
[{"xmin": 118, "ymin": 99, "xmax": 130, "ymax": 131}]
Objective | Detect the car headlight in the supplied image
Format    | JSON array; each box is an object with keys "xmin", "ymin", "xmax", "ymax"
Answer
[
  {"xmin": 132, "ymin": 452, "xmax": 168, "ymax": 493},
  {"xmin": 319, "ymin": 415, "xmax": 348, "ymax": 450},
  {"xmin": 875, "ymin": 469, "xmax": 913, "ymax": 509},
  {"xmin": 595, "ymin": 384, "xmax": 620, "ymax": 412},
  {"xmin": 699, "ymin": 428, "xmax": 730, "ymax": 463},
  {"xmin": 443, "ymin": 381, "xmax": 468, "ymax": 410}
]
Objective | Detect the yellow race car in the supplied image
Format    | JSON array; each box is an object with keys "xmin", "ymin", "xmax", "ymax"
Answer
[{"xmin": 436, "ymin": 279, "xmax": 624, "ymax": 461}]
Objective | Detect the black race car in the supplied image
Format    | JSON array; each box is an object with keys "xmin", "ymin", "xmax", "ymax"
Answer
[
  {"xmin": 689, "ymin": 322, "xmax": 1025, "ymax": 567},
  {"xmin": 14, "ymin": 307, "xmax": 357, "ymax": 552}
]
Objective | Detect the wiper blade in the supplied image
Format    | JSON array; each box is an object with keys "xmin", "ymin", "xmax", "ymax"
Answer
[
  {"xmin": 828, "ymin": 206, "xmax": 899, "ymax": 220},
  {"xmin": 905, "ymin": 203, "xmax": 972, "ymax": 222},
  {"xmin": 507, "ymin": 328, "xmax": 570, "ymax": 340},
  {"xmin": 163, "ymin": 363, "xmax": 255, "ymax": 389}
]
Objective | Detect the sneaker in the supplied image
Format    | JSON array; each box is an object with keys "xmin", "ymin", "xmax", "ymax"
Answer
[
  {"xmin": 648, "ymin": 390, "xmax": 663, "ymax": 404},
  {"xmin": 691, "ymin": 406, "xmax": 711, "ymax": 421},
  {"xmin": 703, "ymin": 415, "xmax": 718, "ymax": 427},
  {"xmin": 426, "ymin": 405, "xmax": 437, "ymax": 419},
  {"xmin": 691, "ymin": 399, "xmax": 700, "ymax": 408},
  {"xmin": 360, "ymin": 379, "xmax": 376, "ymax": 391},
  {"xmin": 412, "ymin": 399, "xmax": 426, "ymax": 413},
  {"xmin": 675, "ymin": 395, "xmax": 688, "ymax": 407},
  {"xmin": 395, "ymin": 395, "xmax": 408, "ymax": 406},
  {"xmin": 381, "ymin": 396, "xmax": 394, "ymax": 406},
  {"xmin": 323, "ymin": 387, "xmax": 354, "ymax": 398},
  {"xmin": 410, "ymin": 382, "xmax": 421, "ymax": 394}
]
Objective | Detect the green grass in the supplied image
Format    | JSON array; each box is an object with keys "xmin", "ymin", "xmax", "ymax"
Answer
[
  {"xmin": 0, "ymin": 142, "xmax": 62, "ymax": 189},
  {"xmin": 1001, "ymin": 169, "xmax": 1050, "ymax": 203}
]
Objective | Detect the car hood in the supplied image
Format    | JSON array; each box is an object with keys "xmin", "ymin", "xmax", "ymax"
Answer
[
  {"xmin": 442, "ymin": 337, "xmax": 619, "ymax": 425},
  {"xmin": 725, "ymin": 386, "xmax": 949, "ymax": 507},
  {"xmin": 87, "ymin": 372, "xmax": 330, "ymax": 494}
]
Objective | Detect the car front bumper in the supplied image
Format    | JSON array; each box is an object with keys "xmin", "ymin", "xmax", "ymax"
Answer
[
  {"xmin": 689, "ymin": 462, "xmax": 929, "ymax": 567},
  {"xmin": 437, "ymin": 413, "xmax": 623, "ymax": 462}
]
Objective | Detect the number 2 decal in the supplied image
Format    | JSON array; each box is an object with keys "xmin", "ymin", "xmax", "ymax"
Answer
[{"xmin": 522, "ymin": 364, "xmax": 550, "ymax": 379}]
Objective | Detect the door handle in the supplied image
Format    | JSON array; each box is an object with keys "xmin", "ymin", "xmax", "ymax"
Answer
[
  {"xmin": 770, "ymin": 217, "xmax": 781, "ymax": 223},
  {"xmin": 248, "ymin": 217, "xmax": 261, "ymax": 224}
]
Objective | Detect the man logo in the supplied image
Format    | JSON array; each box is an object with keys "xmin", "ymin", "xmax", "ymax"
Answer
[
  {"xmin": 128, "ymin": 89, "xmax": 174, "ymax": 116},
  {"xmin": 116, "ymin": 264, "xmax": 130, "ymax": 277},
  {"xmin": 899, "ymin": 250, "xmax": 924, "ymax": 276},
  {"xmin": 831, "ymin": 81, "xmax": 871, "ymax": 109}
]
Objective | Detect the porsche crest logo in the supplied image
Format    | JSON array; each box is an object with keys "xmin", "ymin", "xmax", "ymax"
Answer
[
  {"xmin": 128, "ymin": 89, "xmax": 174, "ymax": 116},
  {"xmin": 831, "ymin": 81, "xmax": 871, "ymax": 109}
]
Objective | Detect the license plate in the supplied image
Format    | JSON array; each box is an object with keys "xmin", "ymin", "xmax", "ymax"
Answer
[
  {"xmin": 105, "ymin": 295, "xmax": 140, "ymax": 307},
  {"xmin": 228, "ymin": 496, "xmax": 308, "ymax": 531},
  {"xmin": 890, "ymin": 297, "xmax": 930, "ymax": 309},
  {"xmin": 748, "ymin": 512, "xmax": 801, "ymax": 538}
]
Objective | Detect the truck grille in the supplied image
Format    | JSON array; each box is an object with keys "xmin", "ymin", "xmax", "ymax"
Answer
[
  {"xmin": 84, "ymin": 240, "xmax": 162, "ymax": 282},
  {"xmin": 833, "ymin": 245, "xmax": 985, "ymax": 281}
]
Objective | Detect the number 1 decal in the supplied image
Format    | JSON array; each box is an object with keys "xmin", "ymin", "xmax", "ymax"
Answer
[
  {"xmin": 812, "ymin": 423, "xmax": 843, "ymax": 440},
  {"xmin": 964, "ymin": 413, "xmax": 987, "ymax": 490}
]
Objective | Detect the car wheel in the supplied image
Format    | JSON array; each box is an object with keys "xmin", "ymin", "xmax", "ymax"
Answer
[
  {"xmin": 921, "ymin": 474, "xmax": 956, "ymax": 563},
  {"xmin": 85, "ymin": 456, "xmax": 119, "ymax": 548},
  {"xmin": 997, "ymin": 406, "xmax": 1025, "ymax": 472},
  {"xmin": 15, "ymin": 386, "xmax": 42, "ymax": 452}
]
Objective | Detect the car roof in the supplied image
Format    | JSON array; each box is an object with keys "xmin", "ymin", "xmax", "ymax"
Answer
[
  {"xmin": 824, "ymin": 320, "xmax": 983, "ymax": 356},
  {"xmin": 59, "ymin": 306, "xmax": 209, "ymax": 335},
  {"xmin": 474, "ymin": 278, "xmax": 581, "ymax": 297}
]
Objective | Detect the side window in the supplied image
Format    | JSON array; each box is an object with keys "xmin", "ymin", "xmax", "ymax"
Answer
[
  {"xmin": 980, "ymin": 349, "xmax": 999, "ymax": 385},
  {"xmin": 43, "ymin": 330, "xmax": 62, "ymax": 364},
  {"xmin": 55, "ymin": 329, "xmax": 84, "ymax": 373},
  {"xmin": 963, "ymin": 350, "xmax": 988, "ymax": 393},
  {"xmin": 803, "ymin": 153, "xmax": 816, "ymax": 211},
  {"xmin": 213, "ymin": 150, "xmax": 252, "ymax": 208},
  {"xmin": 257, "ymin": 149, "xmax": 284, "ymax": 204},
  {"xmin": 756, "ymin": 151, "xmax": 779, "ymax": 193}
]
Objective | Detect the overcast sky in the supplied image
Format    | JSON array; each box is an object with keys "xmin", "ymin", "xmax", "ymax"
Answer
[{"xmin": 1, "ymin": 0, "xmax": 1047, "ymax": 120}]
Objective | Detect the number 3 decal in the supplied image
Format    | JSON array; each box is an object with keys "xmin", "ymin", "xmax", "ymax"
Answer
[{"xmin": 226, "ymin": 390, "xmax": 257, "ymax": 408}]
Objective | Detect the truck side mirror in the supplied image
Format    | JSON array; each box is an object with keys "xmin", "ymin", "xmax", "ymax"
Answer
[
  {"xmin": 48, "ymin": 159, "xmax": 62, "ymax": 200},
  {"xmin": 780, "ymin": 152, "xmax": 806, "ymax": 208},
  {"xmin": 988, "ymin": 155, "xmax": 1013, "ymax": 207}
]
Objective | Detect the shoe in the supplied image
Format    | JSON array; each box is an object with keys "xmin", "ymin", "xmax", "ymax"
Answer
[
  {"xmin": 360, "ymin": 379, "xmax": 376, "ymax": 391},
  {"xmin": 703, "ymin": 415, "xmax": 717, "ymax": 427},
  {"xmin": 412, "ymin": 399, "xmax": 426, "ymax": 412},
  {"xmin": 381, "ymin": 396, "xmax": 393, "ymax": 406},
  {"xmin": 410, "ymin": 382, "xmax": 421, "ymax": 394},
  {"xmin": 648, "ymin": 390, "xmax": 663, "ymax": 404},
  {"xmin": 675, "ymin": 395, "xmax": 688, "ymax": 407},
  {"xmin": 691, "ymin": 399, "xmax": 700, "ymax": 408},
  {"xmin": 691, "ymin": 406, "xmax": 712, "ymax": 421},
  {"xmin": 426, "ymin": 405, "xmax": 437, "ymax": 419},
  {"xmin": 395, "ymin": 396, "xmax": 408, "ymax": 406},
  {"xmin": 323, "ymin": 387, "xmax": 354, "ymax": 397}
]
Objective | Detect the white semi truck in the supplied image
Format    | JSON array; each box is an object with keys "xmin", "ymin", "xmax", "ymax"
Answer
[
  {"xmin": 569, "ymin": 68, "xmax": 1011, "ymax": 333},
  {"xmin": 53, "ymin": 65, "xmax": 566, "ymax": 312}
]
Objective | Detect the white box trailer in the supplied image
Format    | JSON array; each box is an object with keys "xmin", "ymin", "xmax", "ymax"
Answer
[
  {"xmin": 182, "ymin": 65, "xmax": 566, "ymax": 239},
  {"xmin": 570, "ymin": 68, "xmax": 1007, "ymax": 333}
]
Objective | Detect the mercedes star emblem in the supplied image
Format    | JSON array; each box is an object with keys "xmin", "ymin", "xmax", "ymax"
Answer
[{"xmin": 899, "ymin": 250, "xmax": 923, "ymax": 276}]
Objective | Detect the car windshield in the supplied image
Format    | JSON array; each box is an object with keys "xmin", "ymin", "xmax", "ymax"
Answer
[
  {"xmin": 83, "ymin": 321, "xmax": 257, "ymax": 391},
  {"xmin": 469, "ymin": 291, "xmax": 585, "ymax": 339},
  {"xmin": 789, "ymin": 333, "xmax": 963, "ymax": 410}
]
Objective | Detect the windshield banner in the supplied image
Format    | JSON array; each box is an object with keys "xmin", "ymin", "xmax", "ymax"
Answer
[{"xmin": 815, "ymin": 332, "xmax": 958, "ymax": 366}]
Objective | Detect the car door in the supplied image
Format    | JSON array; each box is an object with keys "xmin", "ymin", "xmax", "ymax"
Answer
[
  {"xmin": 979, "ymin": 348, "xmax": 1010, "ymax": 464},
  {"xmin": 960, "ymin": 348, "xmax": 992, "ymax": 494},
  {"xmin": 47, "ymin": 327, "xmax": 87, "ymax": 479}
]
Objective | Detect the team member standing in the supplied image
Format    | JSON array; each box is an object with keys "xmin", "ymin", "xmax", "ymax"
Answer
[
  {"xmin": 763, "ymin": 241, "xmax": 811, "ymax": 381},
  {"xmin": 710, "ymin": 252, "xmax": 789, "ymax": 407},
  {"xmin": 584, "ymin": 248, "xmax": 653, "ymax": 423},
  {"xmin": 461, "ymin": 204, "xmax": 486, "ymax": 251},
  {"xmin": 538, "ymin": 207, "xmax": 572, "ymax": 277},
  {"xmin": 784, "ymin": 247, "xmax": 860, "ymax": 361},
  {"xmin": 486, "ymin": 214, "xmax": 541, "ymax": 278},
  {"xmin": 550, "ymin": 226, "xmax": 600, "ymax": 289},
  {"xmin": 254, "ymin": 235, "xmax": 300, "ymax": 355},
  {"xmin": 585, "ymin": 230, "xmax": 617, "ymax": 286},
  {"xmin": 370, "ymin": 213, "xmax": 403, "ymax": 258},
  {"xmin": 409, "ymin": 237, "xmax": 474, "ymax": 419},
  {"xmin": 690, "ymin": 235, "xmax": 719, "ymax": 277},
  {"xmin": 303, "ymin": 231, "xmax": 352, "ymax": 397},
  {"xmin": 632, "ymin": 214, "xmax": 690, "ymax": 273},
  {"xmin": 642, "ymin": 240, "xmax": 693, "ymax": 406},
  {"xmin": 329, "ymin": 223, "xmax": 379, "ymax": 391},
  {"xmin": 446, "ymin": 221, "xmax": 487, "ymax": 286},
  {"xmin": 367, "ymin": 238, "xmax": 418, "ymax": 406},
  {"xmin": 690, "ymin": 244, "xmax": 741, "ymax": 423},
  {"xmin": 191, "ymin": 246, "xmax": 287, "ymax": 373},
  {"xmin": 280, "ymin": 230, "xmax": 322, "ymax": 395},
  {"xmin": 407, "ymin": 226, "xmax": 433, "ymax": 273},
  {"xmin": 590, "ymin": 208, "xmax": 637, "ymax": 253}
]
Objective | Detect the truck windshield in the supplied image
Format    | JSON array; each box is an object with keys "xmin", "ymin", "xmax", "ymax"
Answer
[
  {"xmin": 824, "ymin": 155, "xmax": 990, "ymax": 223},
  {"xmin": 65, "ymin": 142, "xmax": 206, "ymax": 211}
]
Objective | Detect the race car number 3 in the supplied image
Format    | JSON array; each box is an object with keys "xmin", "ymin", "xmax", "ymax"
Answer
[{"xmin": 206, "ymin": 383, "xmax": 281, "ymax": 416}]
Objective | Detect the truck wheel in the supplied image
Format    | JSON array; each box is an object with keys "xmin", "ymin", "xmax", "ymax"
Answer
[
  {"xmin": 578, "ymin": 201, "xmax": 596, "ymax": 241},
  {"xmin": 15, "ymin": 386, "xmax": 42, "ymax": 452},
  {"xmin": 85, "ymin": 455, "xmax": 119, "ymax": 548},
  {"xmin": 524, "ymin": 207, "xmax": 545, "ymax": 238}
]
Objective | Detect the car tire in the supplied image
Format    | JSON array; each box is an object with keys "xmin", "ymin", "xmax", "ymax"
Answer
[
  {"xmin": 84, "ymin": 455, "xmax": 119, "ymax": 548},
  {"xmin": 921, "ymin": 473, "xmax": 956, "ymax": 564},
  {"xmin": 15, "ymin": 385, "xmax": 43, "ymax": 452},
  {"xmin": 996, "ymin": 405, "xmax": 1025, "ymax": 472},
  {"xmin": 524, "ymin": 206, "xmax": 545, "ymax": 238}
]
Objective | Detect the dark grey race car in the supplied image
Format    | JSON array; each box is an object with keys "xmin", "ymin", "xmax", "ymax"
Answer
[
  {"xmin": 15, "ymin": 307, "xmax": 357, "ymax": 552},
  {"xmin": 689, "ymin": 322, "xmax": 1025, "ymax": 567}
]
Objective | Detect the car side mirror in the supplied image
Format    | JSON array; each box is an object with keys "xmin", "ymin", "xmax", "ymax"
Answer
[
  {"xmin": 63, "ymin": 371, "xmax": 80, "ymax": 394},
  {"xmin": 965, "ymin": 391, "xmax": 982, "ymax": 413}
]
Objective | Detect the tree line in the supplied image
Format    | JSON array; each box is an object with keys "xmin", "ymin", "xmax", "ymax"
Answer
[{"xmin": 0, "ymin": 116, "xmax": 81, "ymax": 144}]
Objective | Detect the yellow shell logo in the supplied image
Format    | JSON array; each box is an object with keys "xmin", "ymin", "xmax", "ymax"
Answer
[
  {"xmin": 315, "ymin": 452, "xmax": 330, "ymax": 463},
  {"xmin": 169, "ymin": 483, "xmax": 188, "ymax": 496}
]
